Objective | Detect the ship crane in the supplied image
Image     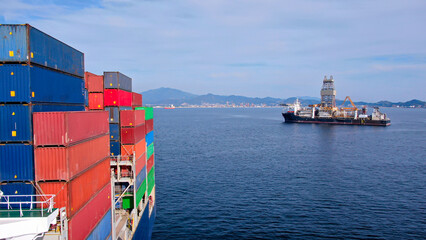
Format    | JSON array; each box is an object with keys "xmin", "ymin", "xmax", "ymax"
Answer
[{"xmin": 340, "ymin": 96, "xmax": 357, "ymax": 111}]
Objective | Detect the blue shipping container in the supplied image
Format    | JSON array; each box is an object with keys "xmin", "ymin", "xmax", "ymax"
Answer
[
  {"xmin": 0, "ymin": 104, "xmax": 85, "ymax": 142},
  {"xmin": 110, "ymin": 140, "xmax": 120, "ymax": 156},
  {"xmin": 87, "ymin": 209, "xmax": 112, "ymax": 240},
  {"xmin": 109, "ymin": 123, "xmax": 119, "ymax": 141},
  {"xmin": 0, "ymin": 182, "xmax": 35, "ymax": 209},
  {"xmin": 135, "ymin": 166, "xmax": 147, "ymax": 191},
  {"xmin": 0, "ymin": 144, "xmax": 34, "ymax": 182},
  {"xmin": 105, "ymin": 107, "xmax": 132, "ymax": 124},
  {"xmin": 146, "ymin": 131, "xmax": 154, "ymax": 147},
  {"xmin": 103, "ymin": 72, "xmax": 132, "ymax": 92},
  {"xmin": 0, "ymin": 64, "xmax": 85, "ymax": 104},
  {"xmin": 0, "ymin": 24, "xmax": 84, "ymax": 78}
]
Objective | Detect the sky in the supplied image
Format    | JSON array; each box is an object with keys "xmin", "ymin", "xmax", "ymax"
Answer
[{"xmin": 1, "ymin": 0, "xmax": 425, "ymax": 102}]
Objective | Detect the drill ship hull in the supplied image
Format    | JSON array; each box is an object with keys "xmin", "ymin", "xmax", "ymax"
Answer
[{"xmin": 282, "ymin": 112, "xmax": 391, "ymax": 126}]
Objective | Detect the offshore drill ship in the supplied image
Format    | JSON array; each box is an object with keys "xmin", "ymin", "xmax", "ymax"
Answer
[
  {"xmin": 282, "ymin": 76, "xmax": 391, "ymax": 126},
  {"xmin": 0, "ymin": 24, "xmax": 155, "ymax": 240}
]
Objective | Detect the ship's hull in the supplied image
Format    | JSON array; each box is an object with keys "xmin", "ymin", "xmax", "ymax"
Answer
[{"xmin": 282, "ymin": 112, "xmax": 390, "ymax": 126}]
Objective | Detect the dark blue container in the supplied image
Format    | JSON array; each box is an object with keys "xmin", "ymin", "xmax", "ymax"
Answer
[
  {"xmin": 84, "ymin": 89, "xmax": 88, "ymax": 107},
  {"xmin": 134, "ymin": 202, "xmax": 150, "ymax": 240},
  {"xmin": 0, "ymin": 104, "xmax": 85, "ymax": 143},
  {"xmin": 109, "ymin": 123, "xmax": 119, "ymax": 141},
  {"xmin": 0, "ymin": 24, "xmax": 84, "ymax": 78},
  {"xmin": 0, "ymin": 64, "xmax": 85, "ymax": 104},
  {"xmin": 104, "ymin": 72, "xmax": 132, "ymax": 92},
  {"xmin": 146, "ymin": 131, "xmax": 154, "ymax": 147},
  {"xmin": 105, "ymin": 107, "xmax": 132, "ymax": 124},
  {"xmin": 135, "ymin": 166, "xmax": 147, "ymax": 191},
  {"xmin": 0, "ymin": 144, "xmax": 34, "ymax": 182},
  {"xmin": 87, "ymin": 209, "xmax": 112, "ymax": 240},
  {"xmin": 110, "ymin": 140, "xmax": 120, "ymax": 156},
  {"xmin": 0, "ymin": 182, "xmax": 35, "ymax": 209}
]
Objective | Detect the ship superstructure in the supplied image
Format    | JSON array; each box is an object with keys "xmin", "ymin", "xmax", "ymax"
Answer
[{"xmin": 282, "ymin": 76, "xmax": 391, "ymax": 126}]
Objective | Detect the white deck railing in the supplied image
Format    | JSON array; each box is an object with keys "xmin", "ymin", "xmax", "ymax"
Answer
[{"xmin": 0, "ymin": 194, "xmax": 55, "ymax": 217}]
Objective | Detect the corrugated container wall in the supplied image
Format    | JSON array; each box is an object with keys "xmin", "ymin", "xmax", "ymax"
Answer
[
  {"xmin": 110, "ymin": 140, "xmax": 120, "ymax": 156},
  {"xmin": 132, "ymin": 92, "xmax": 142, "ymax": 107},
  {"xmin": 120, "ymin": 110, "xmax": 145, "ymax": 127},
  {"xmin": 88, "ymin": 93, "xmax": 104, "ymax": 110},
  {"xmin": 121, "ymin": 139, "xmax": 146, "ymax": 160},
  {"xmin": 146, "ymin": 131, "xmax": 154, "ymax": 147},
  {"xmin": 85, "ymin": 72, "xmax": 104, "ymax": 93},
  {"xmin": 68, "ymin": 182, "xmax": 111, "ymax": 240},
  {"xmin": 0, "ymin": 64, "xmax": 85, "ymax": 104},
  {"xmin": 121, "ymin": 124, "xmax": 146, "ymax": 144},
  {"xmin": 0, "ymin": 104, "xmax": 85, "ymax": 143},
  {"xmin": 33, "ymin": 111, "xmax": 109, "ymax": 146},
  {"xmin": 38, "ymin": 158, "xmax": 110, "ymax": 217},
  {"xmin": 34, "ymin": 134, "xmax": 109, "ymax": 181},
  {"xmin": 104, "ymin": 89, "xmax": 132, "ymax": 107},
  {"xmin": 145, "ymin": 119, "xmax": 154, "ymax": 134},
  {"xmin": 0, "ymin": 144, "xmax": 34, "ymax": 182},
  {"xmin": 103, "ymin": 72, "xmax": 132, "ymax": 91},
  {"xmin": 0, "ymin": 24, "xmax": 84, "ymax": 78},
  {"xmin": 109, "ymin": 124, "xmax": 119, "ymax": 141}
]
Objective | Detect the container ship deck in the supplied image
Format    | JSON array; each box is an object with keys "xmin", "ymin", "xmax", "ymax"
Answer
[{"xmin": 0, "ymin": 24, "xmax": 156, "ymax": 240}]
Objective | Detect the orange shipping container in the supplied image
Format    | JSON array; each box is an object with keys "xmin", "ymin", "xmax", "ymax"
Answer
[
  {"xmin": 136, "ymin": 152, "xmax": 147, "ymax": 174},
  {"xmin": 85, "ymin": 72, "xmax": 104, "ymax": 93},
  {"xmin": 121, "ymin": 138, "xmax": 146, "ymax": 160},
  {"xmin": 33, "ymin": 111, "xmax": 109, "ymax": 147},
  {"xmin": 38, "ymin": 157, "xmax": 110, "ymax": 218},
  {"xmin": 88, "ymin": 93, "xmax": 104, "ymax": 110},
  {"xmin": 147, "ymin": 154, "xmax": 154, "ymax": 173},
  {"xmin": 35, "ymin": 134, "xmax": 110, "ymax": 181},
  {"xmin": 68, "ymin": 182, "xmax": 111, "ymax": 240}
]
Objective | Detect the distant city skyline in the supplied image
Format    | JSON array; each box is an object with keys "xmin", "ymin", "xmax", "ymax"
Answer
[{"xmin": 1, "ymin": 0, "xmax": 425, "ymax": 102}]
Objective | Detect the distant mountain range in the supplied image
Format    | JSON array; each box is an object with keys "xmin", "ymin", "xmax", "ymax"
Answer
[{"xmin": 141, "ymin": 87, "xmax": 426, "ymax": 108}]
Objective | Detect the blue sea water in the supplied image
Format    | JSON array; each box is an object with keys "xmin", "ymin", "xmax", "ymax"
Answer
[{"xmin": 151, "ymin": 107, "xmax": 426, "ymax": 239}]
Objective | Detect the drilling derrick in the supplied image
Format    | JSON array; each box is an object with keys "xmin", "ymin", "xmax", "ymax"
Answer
[{"xmin": 320, "ymin": 75, "xmax": 336, "ymax": 110}]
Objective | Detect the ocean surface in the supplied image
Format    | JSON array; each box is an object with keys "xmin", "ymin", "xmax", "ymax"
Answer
[{"xmin": 151, "ymin": 107, "xmax": 425, "ymax": 239}]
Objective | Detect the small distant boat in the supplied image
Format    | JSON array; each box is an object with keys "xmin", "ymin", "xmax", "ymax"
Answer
[{"xmin": 164, "ymin": 104, "xmax": 175, "ymax": 109}]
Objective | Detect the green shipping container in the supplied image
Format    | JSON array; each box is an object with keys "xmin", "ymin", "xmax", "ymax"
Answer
[
  {"xmin": 136, "ymin": 178, "xmax": 147, "ymax": 207},
  {"xmin": 122, "ymin": 195, "xmax": 133, "ymax": 209},
  {"xmin": 147, "ymin": 143, "xmax": 154, "ymax": 159},
  {"xmin": 135, "ymin": 107, "xmax": 153, "ymax": 120},
  {"xmin": 148, "ymin": 166, "xmax": 155, "ymax": 196}
]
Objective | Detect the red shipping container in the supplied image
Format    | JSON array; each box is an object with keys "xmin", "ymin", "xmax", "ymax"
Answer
[
  {"xmin": 85, "ymin": 72, "xmax": 104, "ymax": 93},
  {"xmin": 35, "ymin": 134, "xmax": 110, "ymax": 181},
  {"xmin": 147, "ymin": 154, "xmax": 154, "ymax": 173},
  {"xmin": 132, "ymin": 92, "xmax": 143, "ymax": 107},
  {"xmin": 121, "ymin": 138, "xmax": 146, "ymax": 160},
  {"xmin": 136, "ymin": 152, "xmax": 147, "ymax": 174},
  {"xmin": 121, "ymin": 124, "xmax": 146, "ymax": 144},
  {"xmin": 88, "ymin": 93, "xmax": 104, "ymax": 110},
  {"xmin": 120, "ymin": 110, "xmax": 145, "ymax": 128},
  {"xmin": 104, "ymin": 89, "xmax": 132, "ymax": 107},
  {"xmin": 68, "ymin": 182, "xmax": 111, "ymax": 240},
  {"xmin": 33, "ymin": 111, "xmax": 109, "ymax": 147},
  {"xmin": 145, "ymin": 119, "xmax": 154, "ymax": 133},
  {"xmin": 38, "ymin": 158, "xmax": 110, "ymax": 218}
]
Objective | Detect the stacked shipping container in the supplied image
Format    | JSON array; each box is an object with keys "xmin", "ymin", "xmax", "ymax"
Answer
[
  {"xmin": 0, "ymin": 24, "xmax": 114, "ymax": 240},
  {"xmin": 0, "ymin": 24, "xmax": 155, "ymax": 239},
  {"xmin": 0, "ymin": 24, "xmax": 85, "ymax": 207}
]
